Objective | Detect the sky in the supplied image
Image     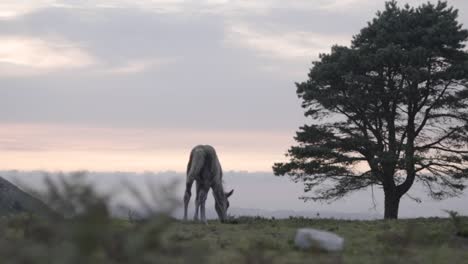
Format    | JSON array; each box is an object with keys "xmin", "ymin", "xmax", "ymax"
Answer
[
  {"xmin": 1, "ymin": 0, "xmax": 468, "ymax": 217},
  {"xmin": 1, "ymin": 0, "xmax": 467, "ymax": 172}
]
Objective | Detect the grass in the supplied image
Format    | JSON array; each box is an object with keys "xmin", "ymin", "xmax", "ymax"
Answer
[
  {"xmin": 2, "ymin": 174, "xmax": 467, "ymax": 263},
  {"xmin": 165, "ymin": 216, "xmax": 468, "ymax": 264},
  {"xmin": 2, "ymin": 214, "xmax": 468, "ymax": 264}
]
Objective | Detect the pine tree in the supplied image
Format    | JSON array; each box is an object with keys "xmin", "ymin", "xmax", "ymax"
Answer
[{"xmin": 273, "ymin": 1, "xmax": 468, "ymax": 219}]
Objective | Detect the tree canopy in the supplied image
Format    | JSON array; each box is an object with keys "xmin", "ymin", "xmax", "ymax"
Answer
[{"xmin": 273, "ymin": 1, "xmax": 468, "ymax": 219}]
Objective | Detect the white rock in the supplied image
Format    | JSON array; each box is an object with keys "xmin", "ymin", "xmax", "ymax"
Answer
[{"xmin": 294, "ymin": 228, "xmax": 344, "ymax": 252}]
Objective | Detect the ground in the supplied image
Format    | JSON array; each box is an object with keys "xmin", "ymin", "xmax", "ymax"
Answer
[
  {"xmin": 166, "ymin": 216, "xmax": 468, "ymax": 264},
  {"xmin": 1, "ymin": 214, "xmax": 468, "ymax": 263}
]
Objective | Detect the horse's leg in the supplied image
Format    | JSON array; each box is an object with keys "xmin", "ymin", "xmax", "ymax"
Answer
[
  {"xmin": 183, "ymin": 179, "xmax": 194, "ymax": 221},
  {"xmin": 199, "ymin": 187, "xmax": 208, "ymax": 224},
  {"xmin": 193, "ymin": 182, "xmax": 201, "ymax": 221}
]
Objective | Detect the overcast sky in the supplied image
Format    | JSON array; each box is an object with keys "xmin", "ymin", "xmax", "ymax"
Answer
[{"xmin": 1, "ymin": 0, "xmax": 468, "ymax": 172}]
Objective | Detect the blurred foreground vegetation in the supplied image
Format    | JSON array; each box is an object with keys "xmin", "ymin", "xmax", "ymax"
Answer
[{"xmin": 0, "ymin": 174, "xmax": 467, "ymax": 264}]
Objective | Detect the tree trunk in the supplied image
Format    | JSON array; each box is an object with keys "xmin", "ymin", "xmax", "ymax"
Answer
[{"xmin": 384, "ymin": 191, "xmax": 400, "ymax": 219}]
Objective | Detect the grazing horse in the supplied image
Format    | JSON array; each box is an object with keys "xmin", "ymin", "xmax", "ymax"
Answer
[{"xmin": 183, "ymin": 145, "xmax": 234, "ymax": 223}]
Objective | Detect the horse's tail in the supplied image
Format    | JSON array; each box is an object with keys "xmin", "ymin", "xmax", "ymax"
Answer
[
  {"xmin": 187, "ymin": 147, "xmax": 206, "ymax": 180},
  {"xmin": 204, "ymin": 145, "xmax": 222, "ymax": 178}
]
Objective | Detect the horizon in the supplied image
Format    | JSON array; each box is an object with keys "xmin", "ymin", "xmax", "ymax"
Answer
[{"xmin": 2, "ymin": 170, "xmax": 467, "ymax": 218}]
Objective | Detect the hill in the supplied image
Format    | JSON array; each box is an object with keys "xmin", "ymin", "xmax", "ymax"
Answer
[{"xmin": 0, "ymin": 176, "xmax": 53, "ymax": 217}]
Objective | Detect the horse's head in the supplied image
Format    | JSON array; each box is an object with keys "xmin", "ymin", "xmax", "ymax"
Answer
[{"xmin": 215, "ymin": 189, "xmax": 234, "ymax": 222}]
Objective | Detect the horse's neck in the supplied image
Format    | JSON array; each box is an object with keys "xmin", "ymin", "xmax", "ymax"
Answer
[{"xmin": 211, "ymin": 181, "xmax": 224, "ymax": 201}]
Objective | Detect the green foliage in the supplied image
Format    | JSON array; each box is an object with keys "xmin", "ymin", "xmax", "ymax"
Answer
[
  {"xmin": 175, "ymin": 216, "xmax": 468, "ymax": 264},
  {"xmin": 0, "ymin": 173, "xmax": 208, "ymax": 264},
  {"xmin": 1, "ymin": 180, "xmax": 468, "ymax": 264},
  {"xmin": 274, "ymin": 0, "xmax": 468, "ymax": 219},
  {"xmin": 445, "ymin": 210, "xmax": 468, "ymax": 237}
]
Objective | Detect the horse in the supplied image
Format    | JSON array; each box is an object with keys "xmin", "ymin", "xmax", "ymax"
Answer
[{"xmin": 183, "ymin": 145, "xmax": 234, "ymax": 223}]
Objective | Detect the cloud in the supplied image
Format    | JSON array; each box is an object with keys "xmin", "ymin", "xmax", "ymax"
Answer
[
  {"xmin": 0, "ymin": 0, "xmax": 462, "ymax": 21},
  {"xmin": 2, "ymin": 0, "xmax": 465, "ymax": 133},
  {"xmin": 314, "ymin": 0, "xmax": 375, "ymax": 11},
  {"xmin": 0, "ymin": 36, "xmax": 96, "ymax": 76},
  {"xmin": 0, "ymin": 1, "xmax": 55, "ymax": 19},
  {"xmin": 0, "ymin": 0, "xmax": 376, "ymax": 20},
  {"xmin": 225, "ymin": 22, "xmax": 352, "ymax": 60},
  {"xmin": 198, "ymin": 0, "xmax": 377, "ymax": 15},
  {"xmin": 0, "ymin": 123, "xmax": 295, "ymax": 172},
  {"xmin": 103, "ymin": 57, "xmax": 178, "ymax": 75},
  {"xmin": 0, "ymin": 0, "xmax": 185, "ymax": 20},
  {"xmin": 0, "ymin": 4, "xmax": 308, "ymax": 130}
]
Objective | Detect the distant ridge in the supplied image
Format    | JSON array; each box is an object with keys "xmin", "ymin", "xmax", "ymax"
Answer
[{"xmin": 0, "ymin": 176, "xmax": 54, "ymax": 217}]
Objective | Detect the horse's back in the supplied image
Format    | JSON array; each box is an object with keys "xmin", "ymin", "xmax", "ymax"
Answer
[{"xmin": 187, "ymin": 145, "xmax": 222, "ymax": 183}]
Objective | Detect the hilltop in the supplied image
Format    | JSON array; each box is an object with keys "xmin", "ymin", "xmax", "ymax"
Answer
[{"xmin": 0, "ymin": 176, "xmax": 54, "ymax": 217}]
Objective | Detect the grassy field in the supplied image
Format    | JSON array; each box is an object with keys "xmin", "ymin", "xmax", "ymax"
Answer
[
  {"xmin": 3, "ymin": 213, "xmax": 468, "ymax": 264},
  {"xmin": 2, "ymin": 175, "xmax": 467, "ymax": 264},
  {"xmin": 166, "ymin": 216, "xmax": 468, "ymax": 264},
  {"xmin": 0, "ymin": 213, "xmax": 468, "ymax": 264}
]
